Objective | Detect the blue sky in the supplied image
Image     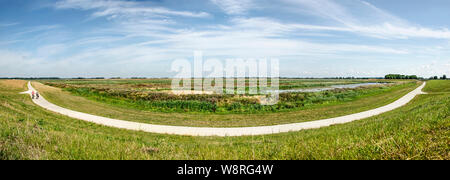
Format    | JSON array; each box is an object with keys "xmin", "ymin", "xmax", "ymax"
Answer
[{"xmin": 1, "ymin": 0, "xmax": 449, "ymax": 78}]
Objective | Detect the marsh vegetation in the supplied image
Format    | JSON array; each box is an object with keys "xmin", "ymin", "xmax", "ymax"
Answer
[{"xmin": 42, "ymin": 79, "xmax": 405, "ymax": 114}]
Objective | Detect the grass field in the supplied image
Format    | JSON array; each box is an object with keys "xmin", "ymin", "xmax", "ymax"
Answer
[
  {"xmin": 423, "ymin": 80, "xmax": 450, "ymax": 93},
  {"xmin": 33, "ymin": 79, "xmax": 419, "ymax": 127},
  {"xmin": 0, "ymin": 80, "xmax": 448, "ymax": 160}
]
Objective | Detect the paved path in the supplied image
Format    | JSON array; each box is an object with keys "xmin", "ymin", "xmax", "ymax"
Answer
[{"xmin": 23, "ymin": 81, "xmax": 426, "ymax": 137}]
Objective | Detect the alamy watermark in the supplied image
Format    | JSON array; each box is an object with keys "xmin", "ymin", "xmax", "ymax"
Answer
[{"xmin": 171, "ymin": 51, "xmax": 279, "ymax": 105}]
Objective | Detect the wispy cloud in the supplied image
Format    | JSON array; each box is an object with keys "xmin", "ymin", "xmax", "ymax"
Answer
[
  {"xmin": 9, "ymin": 1, "xmax": 409, "ymax": 75},
  {"xmin": 55, "ymin": 0, "xmax": 210, "ymax": 18},
  {"xmin": 36, "ymin": 44, "xmax": 67, "ymax": 57},
  {"xmin": 14, "ymin": 25, "xmax": 61, "ymax": 36},
  {"xmin": 229, "ymin": 17, "xmax": 351, "ymax": 35},
  {"xmin": 211, "ymin": 0, "xmax": 255, "ymax": 15},
  {"xmin": 282, "ymin": 0, "xmax": 450, "ymax": 39},
  {"xmin": 412, "ymin": 60, "xmax": 450, "ymax": 78},
  {"xmin": 283, "ymin": 0, "xmax": 357, "ymax": 25},
  {"xmin": 0, "ymin": 22, "xmax": 20, "ymax": 28},
  {"xmin": 0, "ymin": 40, "xmax": 23, "ymax": 46}
]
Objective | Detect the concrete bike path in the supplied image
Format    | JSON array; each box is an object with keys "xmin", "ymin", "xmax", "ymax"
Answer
[{"xmin": 23, "ymin": 81, "xmax": 426, "ymax": 137}]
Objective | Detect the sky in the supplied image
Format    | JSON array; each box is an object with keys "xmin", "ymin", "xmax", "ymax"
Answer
[{"xmin": 1, "ymin": 0, "xmax": 450, "ymax": 78}]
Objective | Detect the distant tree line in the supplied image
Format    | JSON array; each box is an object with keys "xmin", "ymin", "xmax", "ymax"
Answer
[
  {"xmin": 72, "ymin": 77, "xmax": 105, "ymax": 79},
  {"xmin": 0, "ymin": 77, "xmax": 61, "ymax": 80},
  {"xmin": 385, "ymin": 74, "xmax": 418, "ymax": 79},
  {"xmin": 384, "ymin": 74, "xmax": 448, "ymax": 80},
  {"xmin": 70, "ymin": 77, "xmax": 147, "ymax": 79},
  {"xmin": 429, "ymin": 75, "xmax": 447, "ymax": 80},
  {"xmin": 280, "ymin": 77, "xmax": 384, "ymax": 79},
  {"xmin": 0, "ymin": 77, "xmax": 152, "ymax": 80}
]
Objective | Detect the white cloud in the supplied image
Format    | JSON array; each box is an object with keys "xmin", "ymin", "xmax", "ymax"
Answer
[
  {"xmin": 0, "ymin": 22, "xmax": 19, "ymax": 28},
  {"xmin": 14, "ymin": 25, "xmax": 61, "ymax": 36},
  {"xmin": 282, "ymin": 0, "xmax": 357, "ymax": 25},
  {"xmin": 36, "ymin": 44, "xmax": 67, "ymax": 57},
  {"xmin": 55, "ymin": 0, "xmax": 210, "ymax": 18},
  {"xmin": 91, "ymin": 6, "xmax": 210, "ymax": 18},
  {"xmin": 211, "ymin": 0, "xmax": 255, "ymax": 15},
  {"xmin": 0, "ymin": 40, "xmax": 23, "ymax": 46},
  {"xmin": 351, "ymin": 23, "xmax": 450, "ymax": 39},
  {"xmin": 0, "ymin": 50, "xmax": 46, "ymax": 77},
  {"xmin": 230, "ymin": 17, "xmax": 351, "ymax": 36},
  {"xmin": 281, "ymin": 0, "xmax": 450, "ymax": 39},
  {"xmin": 135, "ymin": 17, "xmax": 409, "ymax": 57},
  {"xmin": 411, "ymin": 60, "xmax": 450, "ymax": 77}
]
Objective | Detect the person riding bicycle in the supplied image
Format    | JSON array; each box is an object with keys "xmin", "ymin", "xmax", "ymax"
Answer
[{"xmin": 31, "ymin": 91, "xmax": 35, "ymax": 99}]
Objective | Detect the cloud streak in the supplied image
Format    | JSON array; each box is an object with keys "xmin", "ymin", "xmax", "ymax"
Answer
[
  {"xmin": 210, "ymin": 0, "xmax": 255, "ymax": 15},
  {"xmin": 282, "ymin": 0, "xmax": 450, "ymax": 39},
  {"xmin": 55, "ymin": 0, "xmax": 210, "ymax": 18},
  {"xmin": 0, "ymin": 22, "xmax": 20, "ymax": 28}
]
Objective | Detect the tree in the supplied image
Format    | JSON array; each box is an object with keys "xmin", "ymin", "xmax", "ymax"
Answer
[
  {"xmin": 385, "ymin": 74, "xmax": 418, "ymax": 79},
  {"xmin": 434, "ymin": 76, "xmax": 438, "ymax": 79},
  {"xmin": 443, "ymin": 75, "xmax": 447, "ymax": 80}
]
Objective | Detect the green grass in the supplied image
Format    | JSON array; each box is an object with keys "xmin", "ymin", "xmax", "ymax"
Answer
[
  {"xmin": 0, "ymin": 80, "xmax": 448, "ymax": 160},
  {"xmin": 34, "ymin": 80, "xmax": 420, "ymax": 127},
  {"xmin": 423, "ymin": 80, "xmax": 450, "ymax": 94}
]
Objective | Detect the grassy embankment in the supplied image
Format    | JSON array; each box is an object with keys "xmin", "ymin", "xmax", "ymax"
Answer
[
  {"xmin": 34, "ymin": 80, "xmax": 419, "ymax": 127},
  {"xmin": 0, "ymin": 80, "xmax": 448, "ymax": 160}
]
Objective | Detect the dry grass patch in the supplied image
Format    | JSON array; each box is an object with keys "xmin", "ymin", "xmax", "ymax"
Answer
[{"xmin": 0, "ymin": 80, "xmax": 27, "ymax": 90}]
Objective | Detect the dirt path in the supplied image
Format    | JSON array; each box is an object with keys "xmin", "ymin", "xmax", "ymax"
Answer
[{"xmin": 23, "ymin": 81, "xmax": 426, "ymax": 137}]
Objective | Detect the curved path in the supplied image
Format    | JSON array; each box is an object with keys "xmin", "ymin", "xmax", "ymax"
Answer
[{"xmin": 24, "ymin": 81, "xmax": 426, "ymax": 137}]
